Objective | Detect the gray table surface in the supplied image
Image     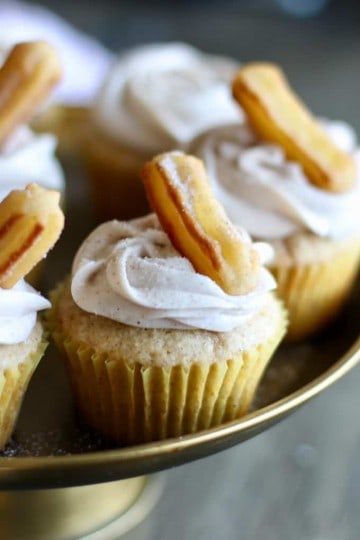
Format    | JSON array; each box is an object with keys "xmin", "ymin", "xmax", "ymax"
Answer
[
  {"xmin": 135, "ymin": 367, "xmax": 360, "ymax": 540},
  {"xmin": 22, "ymin": 3, "xmax": 360, "ymax": 538}
]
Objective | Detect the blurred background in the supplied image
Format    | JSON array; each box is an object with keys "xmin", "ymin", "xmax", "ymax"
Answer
[{"xmin": 15, "ymin": 0, "xmax": 360, "ymax": 125}]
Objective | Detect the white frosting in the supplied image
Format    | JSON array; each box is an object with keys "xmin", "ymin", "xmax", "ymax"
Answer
[
  {"xmin": 192, "ymin": 121, "xmax": 360, "ymax": 240},
  {"xmin": 71, "ymin": 214, "xmax": 276, "ymax": 332},
  {"xmin": 93, "ymin": 43, "xmax": 243, "ymax": 154},
  {"xmin": 0, "ymin": 280, "xmax": 50, "ymax": 345},
  {"xmin": 0, "ymin": 125, "xmax": 64, "ymax": 201},
  {"xmin": 0, "ymin": 1, "xmax": 113, "ymax": 105}
]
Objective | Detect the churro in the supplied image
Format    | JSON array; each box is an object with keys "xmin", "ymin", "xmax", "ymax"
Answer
[
  {"xmin": 0, "ymin": 183, "xmax": 64, "ymax": 289},
  {"xmin": 141, "ymin": 152, "xmax": 260, "ymax": 295},
  {"xmin": 0, "ymin": 41, "xmax": 62, "ymax": 146},
  {"xmin": 232, "ymin": 63, "xmax": 356, "ymax": 192}
]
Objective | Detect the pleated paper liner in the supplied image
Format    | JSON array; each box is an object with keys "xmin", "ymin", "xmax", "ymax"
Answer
[
  {"xmin": 48, "ymin": 283, "xmax": 286, "ymax": 445},
  {"xmin": 0, "ymin": 336, "xmax": 47, "ymax": 449},
  {"xmin": 271, "ymin": 235, "xmax": 360, "ymax": 342}
]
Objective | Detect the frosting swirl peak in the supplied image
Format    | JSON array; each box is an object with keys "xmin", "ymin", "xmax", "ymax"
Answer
[
  {"xmin": 191, "ymin": 121, "xmax": 360, "ymax": 240},
  {"xmin": 0, "ymin": 125, "xmax": 64, "ymax": 202},
  {"xmin": 93, "ymin": 43, "xmax": 242, "ymax": 154},
  {"xmin": 71, "ymin": 214, "xmax": 276, "ymax": 332},
  {"xmin": 0, "ymin": 280, "xmax": 50, "ymax": 345}
]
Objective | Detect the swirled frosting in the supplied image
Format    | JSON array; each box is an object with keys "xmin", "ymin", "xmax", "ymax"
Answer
[
  {"xmin": 71, "ymin": 214, "xmax": 276, "ymax": 332},
  {"xmin": 191, "ymin": 121, "xmax": 360, "ymax": 240},
  {"xmin": 0, "ymin": 125, "xmax": 64, "ymax": 201},
  {"xmin": 92, "ymin": 43, "xmax": 243, "ymax": 154},
  {"xmin": 0, "ymin": 280, "xmax": 50, "ymax": 345}
]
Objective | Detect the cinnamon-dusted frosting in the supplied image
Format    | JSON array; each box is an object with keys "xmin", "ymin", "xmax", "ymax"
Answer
[
  {"xmin": 0, "ymin": 125, "xmax": 64, "ymax": 201},
  {"xmin": 92, "ymin": 43, "xmax": 243, "ymax": 154},
  {"xmin": 71, "ymin": 214, "xmax": 276, "ymax": 332},
  {"xmin": 191, "ymin": 121, "xmax": 360, "ymax": 240},
  {"xmin": 0, "ymin": 280, "xmax": 50, "ymax": 345}
]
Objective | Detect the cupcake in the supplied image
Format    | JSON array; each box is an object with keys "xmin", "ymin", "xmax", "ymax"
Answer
[
  {"xmin": 48, "ymin": 152, "xmax": 286, "ymax": 445},
  {"xmin": 0, "ymin": 1, "xmax": 113, "ymax": 156},
  {"xmin": 84, "ymin": 42, "xmax": 243, "ymax": 221},
  {"xmin": 0, "ymin": 40, "xmax": 65, "ymax": 283},
  {"xmin": 0, "ymin": 183, "xmax": 64, "ymax": 449},
  {"xmin": 191, "ymin": 63, "xmax": 360, "ymax": 341}
]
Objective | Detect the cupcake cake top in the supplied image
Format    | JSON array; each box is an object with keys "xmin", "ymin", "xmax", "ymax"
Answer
[
  {"xmin": 0, "ymin": 183, "xmax": 64, "ymax": 345},
  {"xmin": 92, "ymin": 43, "xmax": 243, "ymax": 154},
  {"xmin": 191, "ymin": 62, "xmax": 360, "ymax": 241},
  {"xmin": 0, "ymin": 41, "xmax": 65, "ymax": 198},
  {"xmin": 71, "ymin": 152, "xmax": 276, "ymax": 333}
]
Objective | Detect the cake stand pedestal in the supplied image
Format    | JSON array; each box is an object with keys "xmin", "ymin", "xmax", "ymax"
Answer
[{"xmin": 0, "ymin": 475, "xmax": 164, "ymax": 539}]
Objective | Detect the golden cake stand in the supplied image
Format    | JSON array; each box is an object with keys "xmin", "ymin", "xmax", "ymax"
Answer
[
  {"xmin": 0, "ymin": 307, "xmax": 359, "ymax": 539},
  {"xmin": 1, "ymin": 163, "xmax": 359, "ymax": 539}
]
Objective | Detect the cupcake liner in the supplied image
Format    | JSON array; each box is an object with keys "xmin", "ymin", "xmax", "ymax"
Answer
[
  {"xmin": 271, "ymin": 236, "xmax": 360, "ymax": 342},
  {"xmin": 48, "ymin": 286, "xmax": 286, "ymax": 445},
  {"xmin": 32, "ymin": 105, "xmax": 89, "ymax": 158},
  {"xmin": 83, "ymin": 130, "xmax": 150, "ymax": 222},
  {"xmin": 0, "ymin": 337, "xmax": 47, "ymax": 449}
]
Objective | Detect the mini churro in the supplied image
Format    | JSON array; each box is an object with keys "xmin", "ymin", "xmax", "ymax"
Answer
[
  {"xmin": 141, "ymin": 151, "xmax": 260, "ymax": 295},
  {"xmin": 0, "ymin": 183, "xmax": 64, "ymax": 289},
  {"xmin": 0, "ymin": 41, "xmax": 62, "ymax": 146},
  {"xmin": 232, "ymin": 63, "xmax": 356, "ymax": 192}
]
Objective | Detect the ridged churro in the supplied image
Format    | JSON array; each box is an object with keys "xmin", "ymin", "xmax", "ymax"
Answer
[
  {"xmin": 0, "ymin": 41, "xmax": 62, "ymax": 146},
  {"xmin": 0, "ymin": 183, "xmax": 64, "ymax": 289},
  {"xmin": 141, "ymin": 152, "xmax": 260, "ymax": 295},
  {"xmin": 232, "ymin": 63, "xmax": 356, "ymax": 192}
]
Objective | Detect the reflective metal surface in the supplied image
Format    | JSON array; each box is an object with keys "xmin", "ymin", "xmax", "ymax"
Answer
[{"xmin": 0, "ymin": 475, "xmax": 165, "ymax": 540}]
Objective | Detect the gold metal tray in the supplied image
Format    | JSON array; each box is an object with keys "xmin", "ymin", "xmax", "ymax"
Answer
[{"xmin": 0, "ymin": 162, "xmax": 359, "ymax": 491}]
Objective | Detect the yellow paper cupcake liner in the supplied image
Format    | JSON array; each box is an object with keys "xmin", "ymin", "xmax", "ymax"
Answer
[
  {"xmin": 0, "ymin": 337, "xmax": 47, "ymax": 449},
  {"xmin": 48, "ymin": 285, "xmax": 286, "ymax": 445},
  {"xmin": 271, "ymin": 237, "xmax": 360, "ymax": 342}
]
